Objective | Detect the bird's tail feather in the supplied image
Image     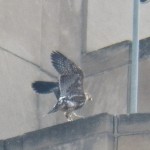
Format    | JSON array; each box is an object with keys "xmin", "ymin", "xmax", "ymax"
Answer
[{"xmin": 32, "ymin": 81, "xmax": 58, "ymax": 94}]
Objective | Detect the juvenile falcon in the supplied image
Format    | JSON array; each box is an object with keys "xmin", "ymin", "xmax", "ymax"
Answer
[{"xmin": 32, "ymin": 51, "xmax": 92, "ymax": 121}]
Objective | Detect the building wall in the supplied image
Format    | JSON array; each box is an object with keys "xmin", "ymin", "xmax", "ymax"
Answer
[
  {"xmin": 86, "ymin": 0, "xmax": 150, "ymax": 51},
  {"xmin": 0, "ymin": 0, "xmax": 150, "ymax": 139}
]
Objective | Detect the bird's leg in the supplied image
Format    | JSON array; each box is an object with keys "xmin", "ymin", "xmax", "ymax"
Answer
[
  {"xmin": 64, "ymin": 112, "xmax": 73, "ymax": 121},
  {"xmin": 71, "ymin": 112, "xmax": 84, "ymax": 120},
  {"xmin": 64, "ymin": 112, "xmax": 84, "ymax": 121}
]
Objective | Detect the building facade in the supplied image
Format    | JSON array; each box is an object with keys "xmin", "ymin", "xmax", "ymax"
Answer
[{"xmin": 0, "ymin": 0, "xmax": 150, "ymax": 139}]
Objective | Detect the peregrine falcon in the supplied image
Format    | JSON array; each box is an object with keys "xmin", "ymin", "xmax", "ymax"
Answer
[{"xmin": 32, "ymin": 51, "xmax": 92, "ymax": 121}]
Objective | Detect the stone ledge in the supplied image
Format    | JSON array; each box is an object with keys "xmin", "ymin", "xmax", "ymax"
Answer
[
  {"xmin": 139, "ymin": 37, "xmax": 150, "ymax": 59},
  {"xmin": 82, "ymin": 41, "xmax": 130, "ymax": 77},
  {"xmin": 23, "ymin": 113, "xmax": 114, "ymax": 149},
  {"xmin": 2, "ymin": 113, "xmax": 150, "ymax": 149},
  {"xmin": 1, "ymin": 113, "xmax": 113, "ymax": 150},
  {"xmin": 117, "ymin": 113, "xmax": 150, "ymax": 134},
  {"xmin": 82, "ymin": 37, "xmax": 150, "ymax": 77}
]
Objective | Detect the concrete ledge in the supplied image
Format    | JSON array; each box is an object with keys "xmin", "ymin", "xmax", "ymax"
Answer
[
  {"xmin": 118, "ymin": 113, "xmax": 150, "ymax": 134},
  {"xmin": 139, "ymin": 37, "xmax": 150, "ymax": 59},
  {"xmin": 23, "ymin": 113, "xmax": 113, "ymax": 149},
  {"xmin": 82, "ymin": 41, "xmax": 130, "ymax": 77},
  {"xmin": 51, "ymin": 134, "xmax": 114, "ymax": 150},
  {"xmin": 2, "ymin": 113, "xmax": 150, "ymax": 149},
  {"xmin": 0, "ymin": 113, "xmax": 113, "ymax": 150},
  {"xmin": 82, "ymin": 37, "xmax": 150, "ymax": 77}
]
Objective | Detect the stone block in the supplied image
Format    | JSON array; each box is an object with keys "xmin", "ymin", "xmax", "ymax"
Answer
[
  {"xmin": 118, "ymin": 113, "xmax": 150, "ymax": 134},
  {"xmin": 118, "ymin": 133, "xmax": 150, "ymax": 150},
  {"xmin": 23, "ymin": 113, "xmax": 113, "ymax": 150},
  {"xmin": 4, "ymin": 136, "xmax": 22, "ymax": 150}
]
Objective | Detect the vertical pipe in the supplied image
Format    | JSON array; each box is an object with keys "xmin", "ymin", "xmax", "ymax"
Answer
[{"xmin": 129, "ymin": 0, "xmax": 140, "ymax": 113}]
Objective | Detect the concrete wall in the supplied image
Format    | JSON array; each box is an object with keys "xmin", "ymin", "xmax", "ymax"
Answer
[
  {"xmin": 0, "ymin": 0, "xmax": 87, "ymax": 139},
  {"xmin": 0, "ymin": 0, "xmax": 150, "ymax": 140},
  {"xmin": 80, "ymin": 37, "xmax": 150, "ymax": 116},
  {"xmin": 1, "ymin": 113, "xmax": 150, "ymax": 150},
  {"xmin": 86, "ymin": 0, "xmax": 150, "ymax": 51}
]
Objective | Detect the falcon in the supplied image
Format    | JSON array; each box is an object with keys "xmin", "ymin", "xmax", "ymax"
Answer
[{"xmin": 32, "ymin": 51, "xmax": 92, "ymax": 121}]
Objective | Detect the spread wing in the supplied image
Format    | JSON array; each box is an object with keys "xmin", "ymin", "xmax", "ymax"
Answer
[
  {"xmin": 51, "ymin": 51, "xmax": 83, "ymax": 76},
  {"xmin": 59, "ymin": 73, "xmax": 84, "ymax": 97},
  {"xmin": 51, "ymin": 51, "xmax": 84, "ymax": 99}
]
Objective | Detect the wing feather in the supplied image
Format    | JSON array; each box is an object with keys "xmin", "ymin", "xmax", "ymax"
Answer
[
  {"xmin": 51, "ymin": 51, "xmax": 83, "ymax": 76},
  {"xmin": 59, "ymin": 74, "xmax": 84, "ymax": 97}
]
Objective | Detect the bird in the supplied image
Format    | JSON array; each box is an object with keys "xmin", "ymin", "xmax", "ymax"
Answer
[{"xmin": 32, "ymin": 51, "xmax": 92, "ymax": 121}]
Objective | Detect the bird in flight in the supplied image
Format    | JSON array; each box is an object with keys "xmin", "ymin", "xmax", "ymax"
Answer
[{"xmin": 32, "ymin": 51, "xmax": 92, "ymax": 121}]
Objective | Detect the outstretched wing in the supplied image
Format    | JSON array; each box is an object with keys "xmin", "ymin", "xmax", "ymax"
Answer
[
  {"xmin": 51, "ymin": 51, "xmax": 83, "ymax": 76},
  {"xmin": 59, "ymin": 73, "xmax": 84, "ymax": 97}
]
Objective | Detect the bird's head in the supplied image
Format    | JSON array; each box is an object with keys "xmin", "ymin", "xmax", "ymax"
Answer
[{"xmin": 85, "ymin": 93, "xmax": 93, "ymax": 102}]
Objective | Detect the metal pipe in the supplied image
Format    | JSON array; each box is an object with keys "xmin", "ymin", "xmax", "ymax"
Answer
[{"xmin": 129, "ymin": 0, "xmax": 140, "ymax": 113}]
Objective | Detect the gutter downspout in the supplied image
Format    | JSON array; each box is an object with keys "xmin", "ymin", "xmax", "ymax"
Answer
[{"xmin": 129, "ymin": 0, "xmax": 140, "ymax": 113}]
